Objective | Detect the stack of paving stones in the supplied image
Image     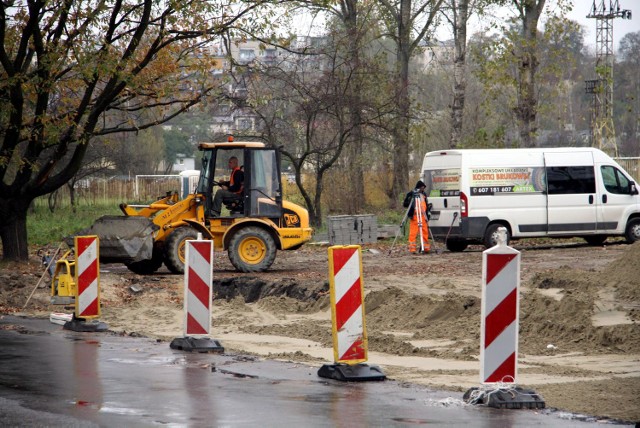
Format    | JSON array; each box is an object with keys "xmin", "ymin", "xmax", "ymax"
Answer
[{"xmin": 327, "ymin": 215, "xmax": 378, "ymax": 245}]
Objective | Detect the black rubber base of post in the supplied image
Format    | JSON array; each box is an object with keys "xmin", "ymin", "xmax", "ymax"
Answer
[
  {"xmin": 463, "ymin": 386, "xmax": 545, "ymax": 409},
  {"xmin": 170, "ymin": 337, "xmax": 224, "ymax": 353},
  {"xmin": 318, "ymin": 363, "xmax": 386, "ymax": 382},
  {"xmin": 63, "ymin": 319, "xmax": 109, "ymax": 332}
]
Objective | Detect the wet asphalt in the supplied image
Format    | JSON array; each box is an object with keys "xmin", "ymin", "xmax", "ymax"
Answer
[{"xmin": 0, "ymin": 315, "xmax": 631, "ymax": 427}]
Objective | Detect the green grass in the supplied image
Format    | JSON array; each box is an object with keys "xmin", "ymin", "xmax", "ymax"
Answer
[{"xmin": 27, "ymin": 201, "xmax": 122, "ymax": 246}]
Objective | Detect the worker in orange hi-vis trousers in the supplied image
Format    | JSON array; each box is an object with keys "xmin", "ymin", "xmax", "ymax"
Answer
[{"xmin": 403, "ymin": 180, "xmax": 430, "ymax": 254}]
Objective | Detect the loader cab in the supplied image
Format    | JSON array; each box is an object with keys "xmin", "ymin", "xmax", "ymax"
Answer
[{"xmin": 197, "ymin": 141, "xmax": 283, "ymax": 219}]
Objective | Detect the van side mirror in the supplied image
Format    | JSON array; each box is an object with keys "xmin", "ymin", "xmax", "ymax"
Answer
[{"xmin": 631, "ymin": 182, "xmax": 639, "ymax": 195}]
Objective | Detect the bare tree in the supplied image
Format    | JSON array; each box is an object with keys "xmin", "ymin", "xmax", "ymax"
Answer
[
  {"xmin": 469, "ymin": 0, "xmax": 577, "ymax": 148},
  {"xmin": 375, "ymin": 0, "xmax": 444, "ymax": 204},
  {"xmin": 0, "ymin": 0, "xmax": 269, "ymax": 261},
  {"xmin": 511, "ymin": 0, "xmax": 546, "ymax": 147},
  {"xmin": 244, "ymin": 34, "xmax": 393, "ymax": 226},
  {"xmin": 443, "ymin": 0, "xmax": 471, "ymax": 148}
]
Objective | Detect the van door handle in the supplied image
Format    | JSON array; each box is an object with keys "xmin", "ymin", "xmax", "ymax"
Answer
[
  {"xmin": 602, "ymin": 194, "xmax": 607, "ymax": 204},
  {"xmin": 589, "ymin": 195, "xmax": 594, "ymax": 204},
  {"xmin": 444, "ymin": 199, "xmax": 448, "ymax": 208}
]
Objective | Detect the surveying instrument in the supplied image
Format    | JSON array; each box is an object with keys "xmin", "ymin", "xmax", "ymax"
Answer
[{"xmin": 389, "ymin": 188, "xmax": 432, "ymax": 255}]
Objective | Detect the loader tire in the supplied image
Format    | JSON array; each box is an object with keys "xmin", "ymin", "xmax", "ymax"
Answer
[
  {"xmin": 126, "ymin": 247, "xmax": 163, "ymax": 275},
  {"xmin": 164, "ymin": 227, "xmax": 199, "ymax": 274},
  {"xmin": 228, "ymin": 227, "xmax": 276, "ymax": 273}
]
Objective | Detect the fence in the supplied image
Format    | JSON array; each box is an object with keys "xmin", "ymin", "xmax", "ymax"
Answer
[
  {"xmin": 40, "ymin": 176, "xmax": 183, "ymax": 209},
  {"xmin": 36, "ymin": 159, "xmax": 640, "ymax": 211}
]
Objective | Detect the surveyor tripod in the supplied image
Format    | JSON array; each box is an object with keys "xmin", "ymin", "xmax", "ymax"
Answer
[{"xmin": 389, "ymin": 190, "xmax": 430, "ymax": 255}]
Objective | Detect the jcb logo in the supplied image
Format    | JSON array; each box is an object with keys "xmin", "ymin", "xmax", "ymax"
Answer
[{"xmin": 284, "ymin": 213, "xmax": 300, "ymax": 227}]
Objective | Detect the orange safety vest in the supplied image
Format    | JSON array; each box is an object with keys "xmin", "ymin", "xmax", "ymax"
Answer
[{"xmin": 229, "ymin": 167, "xmax": 243, "ymax": 194}]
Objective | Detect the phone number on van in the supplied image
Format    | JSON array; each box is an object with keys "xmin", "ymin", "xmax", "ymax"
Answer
[{"xmin": 470, "ymin": 185, "xmax": 537, "ymax": 195}]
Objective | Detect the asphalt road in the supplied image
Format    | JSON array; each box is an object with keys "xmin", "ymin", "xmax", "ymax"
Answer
[{"xmin": 0, "ymin": 315, "xmax": 629, "ymax": 427}]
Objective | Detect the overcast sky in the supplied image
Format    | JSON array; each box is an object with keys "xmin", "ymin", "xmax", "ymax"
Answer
[
  {"xmin": 298, "ymin": 1, "xmax": 640, "ymax": 52},
  {"xmin": 434, "ymin": 1, "xmax": 639, "ymax": 52},
  {"xmin": 567, "ymin": 1, "xmax": 640, "ymax": 52}
]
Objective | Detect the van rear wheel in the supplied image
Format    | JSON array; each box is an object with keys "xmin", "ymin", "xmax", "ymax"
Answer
[
  {"xmin": 445, "ymin": 239, "xmax": 468, "ymax": 252},
  {"xmin": 483, "ymin": 224, "xmax": 510, "ymax": 248},
  {"xmin": 625, "ymin": 218, "xmax": 640, "ymax": 244},
  {"xmin": 584, "ymin": 235, "xmax": 607, "ymax": 246}
]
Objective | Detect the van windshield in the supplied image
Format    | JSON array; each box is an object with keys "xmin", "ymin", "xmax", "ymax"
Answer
[{"xmin": 424, "ymin": 168, "xmax": 460, "ymax": 197}]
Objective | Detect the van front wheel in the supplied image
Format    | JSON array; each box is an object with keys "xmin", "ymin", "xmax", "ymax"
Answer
[
  {"xmin": 625, "ymin": 218, "xmax": 640, "ymax": 244},
  {"xmin": 483, "ymin": 224, "xmax": 510, "ymax": 248}
]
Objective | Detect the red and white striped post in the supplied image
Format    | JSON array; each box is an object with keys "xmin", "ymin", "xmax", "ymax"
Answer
[
  {"xmin": 330, "ymin": 245, "xmax": 367, "ymax": 363},
  {"xmin": 184, "ymin": 239, "xmax": 213, "ymax": 336},
  {"xmin": 64, "ymin": 235, "xmax": 108, "ymax": 332},
  {"xmin": 465, "ymin": 227, "xmax": 545, "ymax": 408},
  {"xmin": 170, "ymin": 237, "xmax": 223, "ymax": 352},
  {"xmin": 318, "ymin": 245, "xmax": 385, "ymax": 381},
  {"xmin": 75, "ymin": 236, "xmax": 101, "ymax": 319},
  {"xmin": 480, "ymin": 232, "xmax": 520, "ymax": 384}
]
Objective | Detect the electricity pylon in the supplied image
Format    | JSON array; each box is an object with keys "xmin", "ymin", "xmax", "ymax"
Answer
[{"xmin": 585, "ymin": 0, "xmax": 632, "ymax": 157}]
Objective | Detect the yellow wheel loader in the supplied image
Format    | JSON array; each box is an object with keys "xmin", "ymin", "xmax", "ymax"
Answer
[{"xmin": 81, "ymin": 140, "xmax": 313, "ymax": 273}]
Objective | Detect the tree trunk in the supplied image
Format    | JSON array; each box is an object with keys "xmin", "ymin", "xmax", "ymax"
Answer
[
  {"xmin": 0, "ymin": 198, "xmax": 32, "ymax": 261},
  {"xmin": 48, "ymin": 190, "xmax": 58, "ymax": 213},
  {"xmin": 450, "ymin": 0, "xmax": 469, "ymax": 149},
  {"xmin": 343, "ymin": 0, "xmax": 365, "ymax": 213},
  {"xmin": 392, "ymin": 0, "xmax": 412, "ymax": 206},
  {"xmin": 68, "ymin": 182, "xmax": 77, "ymax": 214},
  {"xmin": 348, "ymin": 137, "xmax": 365, "ymax": 212},
  {"xmin": 514, "ymin": 0, "xmax": 544, "ymax": 148},
  {"xmin": 312, "ymin": 169, "xmax": 325, "ymax": 228}
]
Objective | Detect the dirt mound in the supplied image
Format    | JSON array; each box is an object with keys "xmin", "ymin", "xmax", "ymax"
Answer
[
  {"xmin": 0, "ymin": 261, "xmax": 49, "ymax": 313},
  {"xmin": 599, "ymin": 241, "xmax": 640, "ymax": 302},
  {"xmin": 213, "ymin": 277, "xmax": 328, "ymax": 305},
  {"xmin": 522, "ymin": 241, "xmax": 640, "ymax": 355},
  {"xmin": 519, "ymin": 290, "xmax": 630, "ymax": 354},
  {"xmin": 364, "ymin": 286, "xmax": 480, "ymax": 359},
  {"xmin": 365, "ymin": 286, "xmax": 479, "ymax": 331}
]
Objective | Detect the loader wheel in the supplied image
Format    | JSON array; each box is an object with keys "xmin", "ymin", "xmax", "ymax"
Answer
[
  {"xmin": 228, "ymin": 227, "xmax": 276, "ymax": 273},
  {"xmin": 164, "ymin": 227, "xmax": 199, "ymax": 274},
  {"xmin": 126, "ymin": 247, "xmax": 163, "ymax": 275}
]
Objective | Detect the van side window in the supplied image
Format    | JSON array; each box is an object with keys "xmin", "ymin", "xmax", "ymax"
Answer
[
  {"xmin": 546, "ymin": 166, "xmax": 595, "ymax": 194},
  {"xmin": 601, "ymin": 165, "xmax": 631, "ymax": 194}
]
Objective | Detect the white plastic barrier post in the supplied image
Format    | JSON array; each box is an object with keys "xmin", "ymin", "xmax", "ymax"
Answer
[
  {"xmin": 76, "ymin": 235, "xmax": 101, "ymax": 319},
  {"xmin": 170, "ymin": 238, "xmax": 223, "ymax": 352},
  {"xmin": 317, "ymin": 245, "xmax": 385, "ymax": 381},
  {"xmin": 464, "ymin": 227, "xmax": 545, "ymax": 408},
  {"xmin": 184, "ymin": 239, "xmax": 213, "ymax": 336},
  {"xmin": 480, "ymin": 231, "xmax": 520, "ymax": 384}
]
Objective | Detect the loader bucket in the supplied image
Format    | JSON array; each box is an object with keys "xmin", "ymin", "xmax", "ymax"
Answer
[{"xmin": 67, "ymin": 216, "xmax": 159, "ymax": 264}]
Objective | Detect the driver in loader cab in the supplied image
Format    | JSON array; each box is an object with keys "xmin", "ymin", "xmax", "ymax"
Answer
[{"xmin": 210, "ymin": 156, "xmax": 244, "ymax": 217}]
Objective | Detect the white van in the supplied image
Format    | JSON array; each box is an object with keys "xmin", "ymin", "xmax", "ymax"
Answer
[{"xmin": 420, "ymin": 147, "xmax": 640, "ymax": 251}]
